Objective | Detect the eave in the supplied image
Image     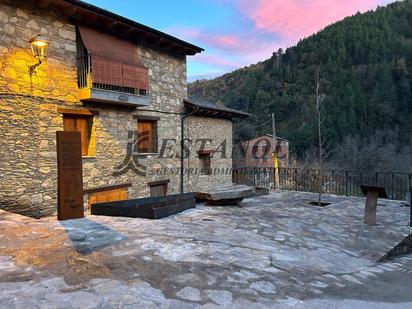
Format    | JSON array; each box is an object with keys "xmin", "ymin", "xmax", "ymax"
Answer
[
  {"xmin": 184, "ymin": 99, "xmax": 251, "ymax": 120},
  {"xmin": 32, "ymin": 0, "xmax": 204, "ymax": 57}
]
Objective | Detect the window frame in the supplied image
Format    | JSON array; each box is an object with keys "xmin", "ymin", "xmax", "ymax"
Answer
[
  {"xmin": 60, "ymin": 109, "xmax": 96, "ymax": 157},
  {"xmin": 198, "ymin": 151, "xmax": 212, "ymax": 175},
  {"xmin": 148, "ymin": 179, "xmax": 169, "ymax": 197},
  {"xmin": 135, "ymin": 116, "xmax": 159, "ymax": 155}
]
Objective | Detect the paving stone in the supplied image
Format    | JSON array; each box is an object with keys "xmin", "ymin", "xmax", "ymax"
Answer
[
  {"xmin": 250, "ymin": 281, "xmax": 277, "ymax": 294},
  {"xmin": 176, "ymin": 287, "xmax": 202, "ymax": 302},
  {"xmin": 342, "ymin": 275, "xmax": 363, "ymax": 285},
  {"xmin": 309, "ymin": 288, "xmax": 324, "ymax": 295},
  {"xmin": 368, "ymin": 267, "xmax": 385, "ymax": 274},
  {"xmin": 0, "ymin": 191, "xmax": 410, "ymax": 306},
  {"xmin": 310, "ymin": 281, "xmax": 329, "ymax": 288},
  {"xmin": 206, "ymin": 290, "xmax": 233, "ymax": 305}
]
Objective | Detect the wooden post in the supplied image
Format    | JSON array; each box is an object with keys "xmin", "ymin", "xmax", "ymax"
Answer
[
  {"xmin": 295, "ymin": 168, "xmax": 298, "ymax": 191},
  {"xmin": 273, "ymin": 154, "xmax": 280, "ymax": 191},
  {"xmin": 364, "ymin": 190, "xmax": 379, "ymax": 226},
  {"xmin": 361, "ymin": 186, "xmax": 387, "ymax": 226},
  {"xmin": 56, "ymin": 131, "xmax": 84, "ymax": 220},
  {"xmin": 410, "ymin": 186, "xmax": 412, "ymax": 228}
]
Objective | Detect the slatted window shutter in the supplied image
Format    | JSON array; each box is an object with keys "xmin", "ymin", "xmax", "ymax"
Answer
[{"xmin": 150, "ymin": 183, "xmax": 168, "ymax": 197}]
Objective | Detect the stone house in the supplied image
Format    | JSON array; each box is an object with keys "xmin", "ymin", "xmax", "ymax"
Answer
[{"xmin": 0, "ymin": 0, "xmax": 248, "ymax": 218}]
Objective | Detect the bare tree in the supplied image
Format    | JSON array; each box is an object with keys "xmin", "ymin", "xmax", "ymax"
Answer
[{"xmin": 314, "ymin": 68, "xmax": 326, "ymax": 205}]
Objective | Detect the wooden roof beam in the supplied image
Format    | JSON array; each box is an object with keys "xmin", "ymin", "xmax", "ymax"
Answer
[{"xmin": 36, "ymin": 0, "xmax": 52, "ymax": 9}]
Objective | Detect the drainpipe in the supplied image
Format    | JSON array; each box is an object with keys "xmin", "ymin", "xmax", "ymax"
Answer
[
  {"xmin": 410, "ymin": 185, "xmax": 412, "ymax": 227},
  {"xmin": 180, "ymin": 109, "xmax": 198, "ymax": 194}
]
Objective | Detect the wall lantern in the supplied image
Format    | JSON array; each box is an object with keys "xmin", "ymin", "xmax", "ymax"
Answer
[{"xmin": 28, "ymin": 35, "xmax": 49, "ymax": 77}]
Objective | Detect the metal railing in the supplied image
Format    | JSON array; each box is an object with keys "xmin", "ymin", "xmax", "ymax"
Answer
[
  {"xmin": 76, "ymin": 54, "xmax": 91, "ymax": 89},
  {"xmin": 233, "ymin": 167, "xmax": 412, "ymax": 201}
]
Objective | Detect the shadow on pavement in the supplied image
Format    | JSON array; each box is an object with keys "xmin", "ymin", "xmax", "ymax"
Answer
[{"xmin": 59, "ymin": 218, "xmax": 125, "ymax": 255}]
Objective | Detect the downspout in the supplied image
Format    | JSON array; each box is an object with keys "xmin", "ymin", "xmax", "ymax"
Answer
[{"xmin": 180, "ymin": 109, "xmax": 199, "ymax": 194}]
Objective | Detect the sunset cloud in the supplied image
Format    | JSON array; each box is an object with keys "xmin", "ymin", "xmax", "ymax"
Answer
[
  {"xmin": 85, "ymin": 0, "xmax": 397, "ymax": 80},
  {"xmin": 168, "ymin": 25, "xmax": 281, "ymax": 78},
  {"xmin": 192, "ymin": 53, "xmax": 240, "ymax": 68},
  {"xmin": 241, "ymin": 0, "xmax": 390, "ymax": 40},
  {"xmin": 175, "ymin": 0, "xmax": 395, "ymax": 79},
  {"xmin": 167, "ymin": 27, "xmax": 242, "ymax": 51}
]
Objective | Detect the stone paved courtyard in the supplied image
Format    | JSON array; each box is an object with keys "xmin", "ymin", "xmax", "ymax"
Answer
[{"xmin": 0, "ymin": 191, "xmax": 412, "ymax": 308}]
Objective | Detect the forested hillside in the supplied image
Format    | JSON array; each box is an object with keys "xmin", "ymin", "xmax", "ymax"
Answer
[{"xmin": 189, "ymin": 0, "xmax": 412, "ymax": 171}]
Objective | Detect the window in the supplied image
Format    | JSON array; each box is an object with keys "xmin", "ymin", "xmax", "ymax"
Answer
[
  {"xmin": 149, "ymin": 180, "xmax": 169, "ymax": 197},
  {"xmin": 63, "ymin": 115, "xmax": 93, "ymax": 156},
  {"xmin": 137, "ymin": 120, "xmax": 158, "ymax": 154},
  {"xmin": 77, "ymin": 26, "xmax": 149, "ymax": 95},
  {"xmin": 199, "ymin": 153, "xmax": 211, "ymax": 175}
]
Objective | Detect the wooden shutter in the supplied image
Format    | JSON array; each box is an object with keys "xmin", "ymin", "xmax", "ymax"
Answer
[
  {"xmin": 122, "ymin": 64, "xmax": 149, "ymax": 90},
  {"xmin": 199, "ymin": 153, "xmax": 211, "ymax": 175},
  {"xmin": 78, "ymin": 26, "xmax": 149, "ymax": 91},
  {"xmin": 92, "ymin": 56, "xmax": 123, "ymax": 87},
  {"xmin": 150, "ymin": 183, "xmax": 168, "ymax": 197},
  {"xmin": 63, "ymin": 116, "xmax": 90, "ymax": 156},
  {"xmin": 88, "ymin": 188, "xmax": 128, "ymax": 205},
  {"xmin": 137, "ymin": 121, "xmax": 154, "ymax": 153},
  {"xmin": 148, "ymin": 180, "xmax": 169, "ymax": 197}
]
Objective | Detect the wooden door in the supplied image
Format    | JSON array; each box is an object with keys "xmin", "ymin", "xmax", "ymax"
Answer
[
  {"xmin": 88, "ymin": 188, "xmax": 128, "ymax": 205},
  {"xmin": 150, "ymin": 183, "xmax": 168, "ymax": 197}
]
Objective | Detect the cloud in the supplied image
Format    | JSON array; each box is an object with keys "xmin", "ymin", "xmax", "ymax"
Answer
[
  {"xmin": 188, "ymin": 71, "xmax": 223, "ymax": 82},
  {"xmin": 168, "ymin": 25, "xmax": 280, "ymax": 66},
  {"xmin": 172, "ymin": 0, "xmax": 396, "ymax": 80},
  {"xmin": 240, "ymin": 0, "xmax": 386, "ymax": 40},
  {"xmin": 192, "ymin": 53, "xmax": 239, "ymax": 68},
  {"xmin": 168, "ymin": 26, "xmax": 243, "ymax": 51},
  {"xmin": 204, "ymin": 34, "xmax": 242, "ymax": 50}
]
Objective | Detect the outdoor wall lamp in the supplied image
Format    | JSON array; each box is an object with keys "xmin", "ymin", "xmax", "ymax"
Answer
[{"xmin": 28, "ymin": 35, "xmax": 49, "ymax": 77}]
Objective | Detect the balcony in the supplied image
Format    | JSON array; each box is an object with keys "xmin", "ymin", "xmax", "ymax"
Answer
[{"xmin": 77, "ymin": 54, "xmax": 150, "ymax": 108}]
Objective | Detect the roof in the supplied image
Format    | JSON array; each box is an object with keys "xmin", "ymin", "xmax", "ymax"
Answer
[
  {"xmin": 184, "ymin": 99, "xmax": 251, "ymax": 119},
  {"xmin": 40, "ymin": 0, "xmax": 204, "ymax": 56},
  {"xmin": 264, "ymin": 134, "xmax": 289, "ymax": 142},
  {"xmin": 245, "ymin": 134, "xmax": 288, "ymax": 143}
]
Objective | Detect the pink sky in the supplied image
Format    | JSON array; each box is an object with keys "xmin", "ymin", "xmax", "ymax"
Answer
[
  {"xmin": 86, "ymin": 0, "xmax": 396, "ymax": 80},
  {"xmin": 182, "ymin": 0, "xmax": 396, "ymax": 80},
  {"xmin": 244, "ymin": 0, "xmax": 387, "ymax": 39}
]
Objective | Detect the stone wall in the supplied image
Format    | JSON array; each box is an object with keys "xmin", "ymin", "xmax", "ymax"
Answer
[
  {"xmin": 0, "ymin": 0, "xmax": 234, "ymax": 217},
  {"xmin": 185, "ymin": 116, "xmax": 233, "ymax": 192},
  {"xmin": 0, "ymin": 0, "xmax": 79, "ymax": 101}
]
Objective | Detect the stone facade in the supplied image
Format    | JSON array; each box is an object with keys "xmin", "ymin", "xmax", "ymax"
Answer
[
  {"xmin": 184, "ymin": 116, "xmax": 233, "ymax": 192},
  {"xmin": 0, "ymin": 0, "xmax": 234, "ymax": 217}
]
